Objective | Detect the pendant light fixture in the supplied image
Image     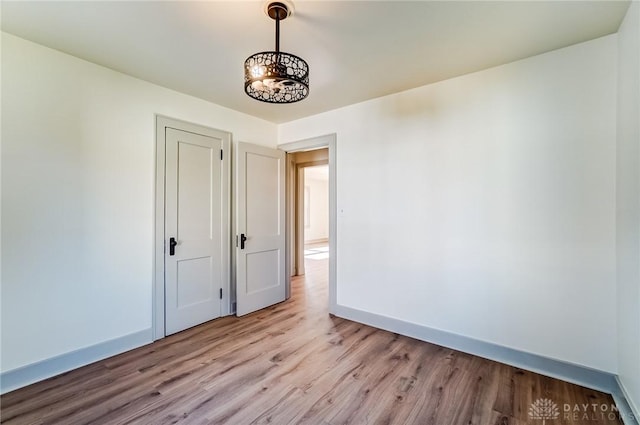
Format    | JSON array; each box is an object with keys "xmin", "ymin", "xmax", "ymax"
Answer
[{"xmin": 244, "ymin": 1, "xmax": 309, "ymax": 103}]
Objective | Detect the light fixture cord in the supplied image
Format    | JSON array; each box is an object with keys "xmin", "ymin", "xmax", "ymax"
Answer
[{"xmin": 275, "ymin": 13, "xmax": 280, "ymax": 53}]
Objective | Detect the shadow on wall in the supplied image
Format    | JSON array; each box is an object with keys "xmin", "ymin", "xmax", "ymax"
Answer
[{"xmin": 381, "ymin": 67, "xmax": 513, "ymax": 123}]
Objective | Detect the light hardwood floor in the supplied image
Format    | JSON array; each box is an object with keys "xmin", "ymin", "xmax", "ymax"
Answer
[{"xmin": 1, "ymin": 257, "xmax": 622, "ymax": 424}]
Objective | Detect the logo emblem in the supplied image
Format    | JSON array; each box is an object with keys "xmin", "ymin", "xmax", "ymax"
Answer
[{"xmin": 529, "ymin": 398, "xmax": 560, "ymax": 424}]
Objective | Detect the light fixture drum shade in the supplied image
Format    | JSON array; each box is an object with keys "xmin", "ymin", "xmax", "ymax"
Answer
[{"xmin": 244, "ymin": 51, "xmax": 309, "ymax": 103}]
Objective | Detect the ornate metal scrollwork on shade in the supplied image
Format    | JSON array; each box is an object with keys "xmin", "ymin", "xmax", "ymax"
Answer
[{"xmin": 244, "ymin": 1, "xmax": 309, "ymax": 103}]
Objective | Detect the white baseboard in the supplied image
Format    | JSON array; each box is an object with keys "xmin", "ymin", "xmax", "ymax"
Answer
[
  {"xmin": 0, "ymin": 328, "xmax": 152, "ymax": 394},
  {"xmin": 614, "ymin": 377, "xmax": 640, "ymax": 425},
  {"xmin": 333, "ymin": 304, "xmax": 637, "ymax": 420}
]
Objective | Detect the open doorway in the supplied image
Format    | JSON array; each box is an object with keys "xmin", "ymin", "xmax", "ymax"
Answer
[
  {"xmin": 303, "ymin": 165, "xmax": 329, "ymax": 253},
  {"xmin": 288, "ymin": 148, "xmax": 329, "ymax": 278},
  {"xmin": 286, "ymin": 149, "xmax": 329, "ymax": 311},
  {"xmin": 280, "ymin": 135, "xmax": 336, "ymax": 313},
  {"xmin": 301, "ymin": 164, "xmax": 329, "ymax": 297}
]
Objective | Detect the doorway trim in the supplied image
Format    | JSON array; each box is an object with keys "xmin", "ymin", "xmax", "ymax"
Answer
[
  {"xmin": 154, "ymin": 115, "xmax": 232, "ymax": 340},
  {"xmin": 279, "ymin": 134, "xmax": 337, "ymax": 314}
]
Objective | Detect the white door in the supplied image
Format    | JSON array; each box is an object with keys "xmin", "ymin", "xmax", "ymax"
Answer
[
  {"xmin": 236, "ymin": 142, "xmax": 286, "ymax": 316},
  {"xmin": 165, "ymin": 127, "xmax": 227, "ymax": 335}
]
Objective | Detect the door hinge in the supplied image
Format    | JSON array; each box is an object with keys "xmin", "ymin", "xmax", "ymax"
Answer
[
  {"xmin": 220, "ymin": 149, "xmax": 223, "ymax": 160},
  {"xmin": 219, "ymin": 288, "xmax": 223, "ymax": 299}
]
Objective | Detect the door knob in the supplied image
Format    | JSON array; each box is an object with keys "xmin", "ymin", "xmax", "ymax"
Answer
[
  {"xmin": 240, "ymin": 234, "xmax": 247, "ymax": 250},
  {"xmin": 169, "ymin": 237, "xmax": 178, "ymax": 256}
]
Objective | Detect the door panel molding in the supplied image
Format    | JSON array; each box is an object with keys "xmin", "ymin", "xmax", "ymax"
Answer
[{"xmin": 154, "ymin": 115, "xmax": 231, "ymax": 340}]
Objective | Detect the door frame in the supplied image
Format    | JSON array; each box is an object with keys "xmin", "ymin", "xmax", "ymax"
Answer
[
  {"xmin": 153, "ymin": 115, "xmax": 232, "ymax": 340},
  {"xmin": 280, "ymin": 134, "xmax": 337, "ymax": 314}
]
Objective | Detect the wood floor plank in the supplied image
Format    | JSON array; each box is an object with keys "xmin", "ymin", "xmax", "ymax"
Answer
[{"xmin": 1, "ymin": 255, "xmax": 623, "ymax": 425}]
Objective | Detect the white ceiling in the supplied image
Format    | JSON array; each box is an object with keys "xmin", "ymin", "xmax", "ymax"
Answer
[{"xmin": 1, "ymin": 1, "xmax": 630, "ymax": 124}]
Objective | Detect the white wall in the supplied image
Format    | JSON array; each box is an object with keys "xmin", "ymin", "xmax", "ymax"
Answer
[
  {"xmin": 0, "ymin": 33, "xmax": 277, "ymax": 373},
  {"xmin": 304, "ymin": 169, "xmax": 329, "ymax": 242},
  {"xmin": 617, "ymin": 0, "xmax": 640, "ymax": 416},
  {"xmin": 279, "ymin": 35, "xmax": 618, "ymax": 372}
]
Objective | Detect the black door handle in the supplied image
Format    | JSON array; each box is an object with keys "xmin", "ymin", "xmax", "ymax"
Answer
[
  {"xmin": 169, "ymin": 237, "xmax": 177, "ymax": 256},
  {"xmin": 240, "ymin": 234, "xmax": 247, "ymax": 250}
]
